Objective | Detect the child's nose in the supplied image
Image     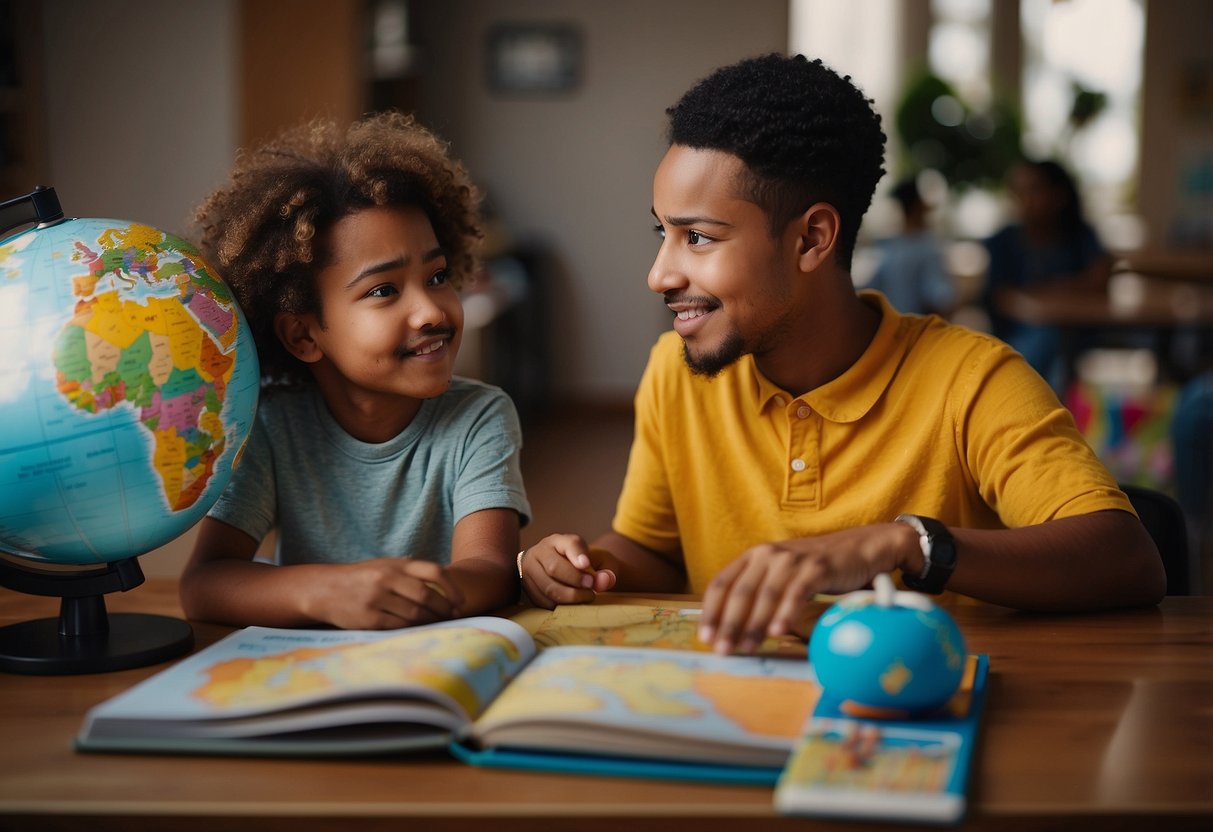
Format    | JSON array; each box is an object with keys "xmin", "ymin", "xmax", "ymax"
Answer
[{"xmin": 408, "ymin": 288, "xmax": 447, "ymax": 329}]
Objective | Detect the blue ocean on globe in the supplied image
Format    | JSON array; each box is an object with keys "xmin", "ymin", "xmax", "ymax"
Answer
[
  {"xmin": 0, "ymin": 217, "xmax": 258, "ymax": 564},
  {"xmin": 809, "ymin": 576, "xmax": 967, "ymax": 715}
]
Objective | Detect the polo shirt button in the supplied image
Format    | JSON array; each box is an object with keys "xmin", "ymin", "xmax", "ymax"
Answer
[
  {"xmin": 790, "ymin": 458, "xmax": 806, "ymax": 472},
  {"xmin": 797, "ymin": 405, "xmax": 811, "ymax": 419}
]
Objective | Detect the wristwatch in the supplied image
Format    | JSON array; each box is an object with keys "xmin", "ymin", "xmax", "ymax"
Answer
[{"xmin": 894, "ymin": 514, "xmax": 957, "ymax": 594}]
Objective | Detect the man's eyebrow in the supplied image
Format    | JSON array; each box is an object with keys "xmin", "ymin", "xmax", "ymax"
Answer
[
  {"xmin": 649, "ymin": 208, "xmax": 732, "ymax": 227},
  {"xmin": 344, "ymin": 246, "xmax": 446, "ymax": 289}
]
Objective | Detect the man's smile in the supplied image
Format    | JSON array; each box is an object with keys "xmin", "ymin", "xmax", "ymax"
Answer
[{"xmin": 665, "ymin": 294, "xmax": 718, "ymax": 337}]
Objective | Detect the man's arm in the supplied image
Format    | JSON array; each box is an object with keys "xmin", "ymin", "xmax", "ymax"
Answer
[{"xmin": 699, "ymin": 509, "xmax": 1166, "ymax": 655}]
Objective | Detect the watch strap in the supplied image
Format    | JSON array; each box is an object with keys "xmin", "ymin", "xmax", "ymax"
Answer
[{"xmin": 895, "ymin": 514, "xmax": 956, "ymax": 594}]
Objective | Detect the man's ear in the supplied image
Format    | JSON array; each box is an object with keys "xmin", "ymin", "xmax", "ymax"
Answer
[
  {"xmin": 792, "ymin": 202, "xmax": 841, "ymax": 273},
  {"xmin": 274, "ymin": 312, "xmax": 323, "ymax": 364}
]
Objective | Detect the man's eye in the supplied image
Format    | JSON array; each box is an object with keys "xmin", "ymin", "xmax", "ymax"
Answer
[
  {"xmin": 367, "ymin": 284, "xmax": 398, "ymax": 298},
  {"xmin": 428, "ymin": 267, "xmax": 452, "ymax": 286},
  {"xmin": 652, "ymin": 224, "xmax": 666, "ymax": 240}
]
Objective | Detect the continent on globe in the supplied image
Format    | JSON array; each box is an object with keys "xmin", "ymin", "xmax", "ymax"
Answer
[
  {"xmin": 0, "ymin": 214, "xmax": 258, "ymax": 565},
  {"xmin": 52, "ymin": 225, "xmax": 241, "ymax": 511}
]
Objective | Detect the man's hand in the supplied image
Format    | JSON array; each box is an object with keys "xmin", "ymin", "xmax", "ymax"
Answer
[
  {"xmin": 519, "ymin": 533, "xmax": 616, "ymax": 609},
  {"xmin": 698, "ymin": 523, "xmax": 918, "ymax": 655},
  {"xmin": 303, "ymin": 558, "xmax": 466, "ymax": 629}
]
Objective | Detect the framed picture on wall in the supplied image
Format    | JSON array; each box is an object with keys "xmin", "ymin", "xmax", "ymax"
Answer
[{"xmin": 485, "ymin": 23, "xmax": 581, "ymax": 95}]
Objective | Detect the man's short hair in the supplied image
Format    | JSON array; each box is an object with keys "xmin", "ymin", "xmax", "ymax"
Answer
[{"xmin": 666, "ymin": 53, "xmax": 886, "ymax": 270}]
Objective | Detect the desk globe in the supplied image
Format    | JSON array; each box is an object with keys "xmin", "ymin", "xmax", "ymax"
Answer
[
  {"xmin": 809, "ymin": 574, "xmax": 966, "ymax": 717},
  {"xmin": 0, "ymin": 187, "xmax": 258, "ymax": 674}
]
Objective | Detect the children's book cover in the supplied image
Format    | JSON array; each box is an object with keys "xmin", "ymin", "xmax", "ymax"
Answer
[{"xmin": 774, "ymin": 654, "xmax": 989, "ymax": 825}]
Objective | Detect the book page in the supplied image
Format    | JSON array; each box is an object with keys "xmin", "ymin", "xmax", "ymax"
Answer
[
  {"xmin": 529, "ymin": 604, "xmax": 803, "ymax": 656},
  {"xmin": 469, "ymin": 645, "xmax": 820, "ymax": 766},
  {"xmin": 83, "ymin": 616, "xmax": 536, "ymax": 726}
]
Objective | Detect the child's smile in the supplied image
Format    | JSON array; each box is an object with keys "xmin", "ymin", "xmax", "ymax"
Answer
[{"xmin": 290, "ymin": 204, "xmax": 465, "ymax": 440}]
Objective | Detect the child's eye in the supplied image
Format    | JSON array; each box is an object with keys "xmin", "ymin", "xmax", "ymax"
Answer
[
  {"xmin": 366, "ymin": 284, "xmax": 398, "ymax": 298},
  {"xmin": 652, "ymin": 224, "xmax": 666, "ymax": 240},
  {"xmin": 428, "ymin": 267, "xmax": 452, "ymax": 287},
  {"xmin": 687, "ymin": 229, "xmax": 711, "ymax": 246}
]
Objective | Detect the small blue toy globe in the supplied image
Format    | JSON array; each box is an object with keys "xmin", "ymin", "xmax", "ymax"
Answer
[
  {"xmin": 809, "ymin": 574, "xmax": 967, "ymax": 716},
  {"xmin": 0, "ymin": 198, "xmax": 258, "ymax": 565}
]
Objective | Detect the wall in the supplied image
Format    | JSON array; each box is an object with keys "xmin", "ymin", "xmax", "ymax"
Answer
[
  {"xmin": 1138, "ymin": 0, "xmax": 1213, "ymax": 248},
  {"xmin": 239, "ymin": 0, "xmax": 365, "ymax": 148},
  {"xmin": 40, "ymin": 0, "xmax": 238, "ymax": 237},
  {"xmin": 410, "ymin": 0, "xmax": 789, "ymax": 403}
]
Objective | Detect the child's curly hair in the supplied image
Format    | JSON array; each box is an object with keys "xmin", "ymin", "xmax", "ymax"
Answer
[{"xmin": 193, "ymin": 111, "xmax": 482, "ymax": 385}]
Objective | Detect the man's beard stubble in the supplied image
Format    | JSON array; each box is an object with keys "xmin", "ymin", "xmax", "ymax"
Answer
[{"xmin": 681, "ymin": 330, "xmax": 746, "ymax": 379}]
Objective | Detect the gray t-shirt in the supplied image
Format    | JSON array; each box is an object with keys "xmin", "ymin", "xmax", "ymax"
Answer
[{"xmin": 208, "ymin": 377, "xmax": 531, "ymax": 566}]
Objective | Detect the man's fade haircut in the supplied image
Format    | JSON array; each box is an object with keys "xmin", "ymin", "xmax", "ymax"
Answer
[
  {"xmin": 666, "ymin": 53, "xmax": 886, "ymax": 271},
  {"xmin": 193, "ymin": 111, "xmax": 482, "ymax": 386}
]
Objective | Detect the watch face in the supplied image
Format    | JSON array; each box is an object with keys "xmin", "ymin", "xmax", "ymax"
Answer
[{"xmin": 897, "ymin": 515, "xmax": 955, "ymax": 594}]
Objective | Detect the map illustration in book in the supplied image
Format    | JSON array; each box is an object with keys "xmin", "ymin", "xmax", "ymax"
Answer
[
  {"xmin": 75, "ymin": 611, "xmax": 820, "ymax": 769},
  {"xmin": 464, "ymin": 644, "xmax": 818, "ymax": 767},
  {"xmin": 529, "ymin": 603, "xmax": 799, "ymax": 655},
  {"xmin": 76, "ymin": 617, "xmax": 535, "ymax": 756}
]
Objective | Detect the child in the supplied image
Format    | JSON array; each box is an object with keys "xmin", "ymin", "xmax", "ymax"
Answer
[{"xmin": 181, "ymin": 112, "xmax": 530, "ymax": 629}]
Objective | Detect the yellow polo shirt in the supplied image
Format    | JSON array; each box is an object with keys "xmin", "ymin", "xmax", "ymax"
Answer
[{"xmin": 612, "ymin": 291, "xmax": 1133, "ymax": 593}]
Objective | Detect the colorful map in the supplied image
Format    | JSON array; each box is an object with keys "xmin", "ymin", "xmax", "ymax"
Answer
[
  {"xmin": 0, "ymin": 217, "xmax": 259, "ymax": 563},
  {"xmin": 191, "ymin": 626, "xmax": 525, "ymax": 719},
  {"xmin": 781, "ymin": 720, "xmax": 958, "ymax": 791},
  {"xmin": 529, "ymin": 603, "xmax": 802, "ymax": 656},
  {"xmin": 51, "ymin": 224, "xmax": 242, "ymax": 511},
  {"xmin": 84, "ymin": 618, "xmax": 537, "ymax": 725},
  {"xmin": 471, "ymin": 646, "xmax": 820, "ymax": 763}
]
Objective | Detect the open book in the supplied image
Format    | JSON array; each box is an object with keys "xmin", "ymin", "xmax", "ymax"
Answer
[{"xmin": 75, "ymin": 606, "xmax": 819, "ymax": 778}]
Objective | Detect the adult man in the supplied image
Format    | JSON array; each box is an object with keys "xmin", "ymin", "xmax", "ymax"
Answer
[{"xmin": 521, "ymin": 53, "xmax": 1165, "ymax": 654}]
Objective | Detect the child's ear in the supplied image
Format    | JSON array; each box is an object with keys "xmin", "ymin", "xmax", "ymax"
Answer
[
  {"xmin": 792, "ymin": 202, "xmax": 840, "ymax": 273},
  {"xmin": 274, "ymin": 312, "xmax": 323, "ymax": 364}
]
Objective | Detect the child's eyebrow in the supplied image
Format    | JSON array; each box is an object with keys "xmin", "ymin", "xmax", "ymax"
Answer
[
  {"xmin": 650, "ymin": 208, "xmax": 731, "ymax": 228},
  {"xmin": 345, "ymin": 246, "xmax": 446, "ymax": 289}
]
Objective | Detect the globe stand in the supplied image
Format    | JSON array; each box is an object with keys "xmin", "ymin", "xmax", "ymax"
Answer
[{"xmin": 0, "ymin": 555, "xmax": 193, "ymax": 675}]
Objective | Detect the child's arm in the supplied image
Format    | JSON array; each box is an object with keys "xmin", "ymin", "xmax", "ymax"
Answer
[
  {"xmin": 179, "ymin": 517, "xmax": 464, "ymax": 629},
  {"xmin": 519, "ymin": 530, "xmax": 686, "ymax": 609},
  {"xmin": 444, "ymin": 507, "xmax": 523, "ymax": 615}
]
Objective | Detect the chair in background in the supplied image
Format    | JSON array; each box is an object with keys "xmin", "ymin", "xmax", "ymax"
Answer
[{"xmin": 1121, "ymin": 484, "xmax": 1191, "ymax": 595}]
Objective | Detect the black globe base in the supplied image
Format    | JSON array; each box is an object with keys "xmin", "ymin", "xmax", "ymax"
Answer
[
  {"xmin": 0, "ymin": 554, "xmax": 194, "ymax": 675},
  {"xmin": 0, "ymin": 611, "xmax": 193, "ymax": 675}
]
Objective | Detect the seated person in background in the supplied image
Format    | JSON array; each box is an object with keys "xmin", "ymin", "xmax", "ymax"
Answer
[
  {"xmin": 519, "ymin": 54, "xmax": 1165, "ymax": 654},
  {"xmin": 180, "ymin": 113, "xmax": 530, "ymax": 629},
  {"xmin": 866, "ymin": 177, "xmax": 956, "ymax": 316},
  {"xmin": 982, "ymin": 158, "xmax": 1114, "ymax": 385}
]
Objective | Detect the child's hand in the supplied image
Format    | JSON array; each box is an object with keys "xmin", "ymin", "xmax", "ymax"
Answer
[
  {"xmin": 305, "ymin": 558, "xmax": 466, "ymax": 629},
  {"xmin": 519, "ymin": 533, "xmax": 616, "ymax": 609}
]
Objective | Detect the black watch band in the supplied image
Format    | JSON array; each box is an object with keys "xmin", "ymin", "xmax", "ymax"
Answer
[{"xmin": 895, "ymin": 514, "xmax": 956, "ymax": 594}]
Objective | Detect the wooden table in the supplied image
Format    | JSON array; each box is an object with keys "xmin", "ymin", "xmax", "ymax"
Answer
[
  {"xmin": 995, "ymin": 277, "xmax": 1213, "ymax": 330},
  {"xmin": 1112, "ymin": 249, "xmax": 1213, "ymax": 285},
  {"xmin": 2, "ymin": 580, "xmax": 1211, "ymax": 831},
  {"xmin": 996, "ymin": 275, "xmax": 1213, "ymax": 386}
]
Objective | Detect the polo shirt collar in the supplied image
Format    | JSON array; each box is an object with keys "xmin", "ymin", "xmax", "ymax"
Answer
[{"xmin": 754, "ymin": 290, "xmax": 910, "ymax": 423}]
